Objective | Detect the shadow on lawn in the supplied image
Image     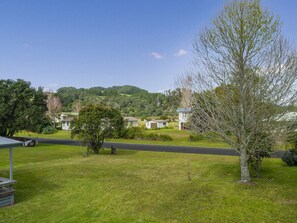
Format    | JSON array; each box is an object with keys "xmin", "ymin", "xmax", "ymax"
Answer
[
  {"xmin": 7, "ymin": 169, "xmax": 60, "ymax": 204},
  {"xmin": 93, "ymin": 148, "xmax": 139, "ymax": 156}
]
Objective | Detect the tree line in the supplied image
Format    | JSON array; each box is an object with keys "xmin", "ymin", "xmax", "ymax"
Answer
[{"xmin": 55, "ymin": 85, "xmax": 182, "ymax": 117}]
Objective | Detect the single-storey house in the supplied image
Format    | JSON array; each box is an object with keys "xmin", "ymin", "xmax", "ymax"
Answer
[
  {"xmin": 176, "ymin": 108, "xmax": 191, "ymax": 130},
  {"xmin": 146, "ymin": 120, "xmax": 168, "ymax": 129},
  {"xmin": 124, "ymin": 117, "xmax": 139, "ymax": 127},
  {"xmin": 61, "ymin": 116, "xmax": 74, "ymax": 131}
]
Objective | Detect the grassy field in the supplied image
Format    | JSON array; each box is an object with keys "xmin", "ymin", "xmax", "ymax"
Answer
[
  {"xmin": 17, "ymin": 129, "xmax": 230, "ymax": 148},
  {"xmin": 0, "ymin": 144, "xmax": 296, "ymax": 222}
]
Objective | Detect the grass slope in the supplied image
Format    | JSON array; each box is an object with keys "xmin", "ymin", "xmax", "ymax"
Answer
[{"xmin": 0, "ymin": 144, "xmax": 296, "ymax": 222}]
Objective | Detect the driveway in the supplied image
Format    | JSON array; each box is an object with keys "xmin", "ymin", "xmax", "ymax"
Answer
[{"xmin": 34, "ymin": 138, "xmax": 284, "ymax": 158}]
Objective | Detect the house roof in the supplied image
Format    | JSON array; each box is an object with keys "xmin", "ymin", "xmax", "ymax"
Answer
[
  {"xmin": 124, "ymin": 117, "xmax": 138, "ymax": 121},
  {"xmin": 0, "ymin": 137, "xmax": 23, "ymax": 149},
  {"xmin": 176, "ymin": 108, "xmax": 192, "ymax": 113},
  {"xmin": 62, "ymin": 117, "xmax": 74, "ymax": 122},
  {"xmin": 148, "ymin": 120, "xmax": 167, "ymax": 123}
]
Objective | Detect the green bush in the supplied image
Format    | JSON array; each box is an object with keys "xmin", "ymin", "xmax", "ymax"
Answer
[
  {"xmin": 145, "ymin": 133, "xmax": 159, "ymax": 140},
  {"xmin": 159, "ymin": 115, "xmax": 169, "ymax": 120},
  {"xmin": 188, "ymin": 134, "xmax": 204, "ymax": 142},
  {"xmin": 281, "ymin": 131, "xmax": 297, "ymax": 166},
  {"xmin": 163, "ymin": 126, "xmax": 173, "ymax": 129},
  {"xmin": 247, "ymin": 132, "xmax": 273, "ymax": 177},
  {"xmin": 286, "ymin": 131, "xmax": 297, "ymax": 151},
  {"xmin": 122, "ymin": 127, "xmax": 145, "ymax": 139},
  {"xmin": 42, "ymin": 126, "xmax": 57, "ymax": 134},
  {"xmin": 122, "ymin": 127, "xmax": 172, "ymax": 141},
  {"xmin": 158, "ymin": 134, "xmax": 173, "ymax": 141},
  {"xmin": 281, "ymin": 150, "xmax": 297, "ymax": 166},
  {"xmin": 145, "ymin": 133, "xmax": 172, "ymax": 141}
]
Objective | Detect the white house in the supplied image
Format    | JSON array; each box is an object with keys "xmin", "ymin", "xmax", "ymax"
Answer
[
  {"xmin": 146, "ymin": 120, "xmax": 168, "ymax": 129},
  {"xmin": 124, "ymin": 117, "xmax": 139, "ymax": 127},
  {"xmin": 60, "ymin": 115, "xmax": 74, "ymax": 131},
  {"xmin": 59, "ymin": 113, "xmax": 78, "ymax": 131},
  {"xmin": 176, "ymin": 108, "xmax": 191, "ymax": 130}
]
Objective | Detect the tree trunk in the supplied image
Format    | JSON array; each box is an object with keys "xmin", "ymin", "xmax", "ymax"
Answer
[{"xmin": 240, "ymin": 148, "xmax": 251, "ymax": 183}]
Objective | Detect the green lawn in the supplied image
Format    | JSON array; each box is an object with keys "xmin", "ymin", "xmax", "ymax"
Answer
[
  {"xmin": 0, "ymin": 144, "xmax": 296, "ymax": 222},
  {"xmin": 16, "ymin": 130, "xmax": 72, "ymax": 139},
  {"xmin": 17, "ymin": 129, "xmax": 230, "ymax": 148}
]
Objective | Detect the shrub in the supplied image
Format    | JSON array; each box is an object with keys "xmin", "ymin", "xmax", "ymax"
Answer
[
  {"xmin": 158, "ymin": 134, "xmax": 173, "ymax": 141},
  {"xmin": 281, "ymin": 150, "xmax": 297, "ymax": 166},
  {"xmin": 282, "ymin": 131, "xmax": 297, "ymax": 166},
  {"xmin": 42, "ymin": 126, "xmax": 57, "ymax": 134},
  {"xmin": 145, "ymin": 133, "xmax": 159, "ymax": 140},
  {"xmin": 122, "ymin": 127, "xmax": 172, "ymax": 141},
  {"xmin": 247, "ymin": 132, "xmax": 273, "ymax": 177},
  {"xmin": 159, "ymin": 115, "xmax": 169, "ymax": 120},
  {"xmin": 122, "ymin": 127, "xmax": 145, "ymax": 139},
  {"xmin": 286, "ymin": 131, "xmax": 297, "ymax": 151},
  {"xmin": 188, "ymin": 134, "xmax": 204, "ymax": 142}
]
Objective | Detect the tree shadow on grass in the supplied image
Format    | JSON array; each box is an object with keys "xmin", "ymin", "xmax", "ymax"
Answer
[
  {"xmin": 0, "ymin": 169, "xmax": 60, "ymax": 204},
  {"xmin": 96, "ymin": 148, "xmax": 139, "ymax": 156}
]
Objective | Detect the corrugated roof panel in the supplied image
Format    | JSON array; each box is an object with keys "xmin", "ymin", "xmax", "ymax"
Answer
[{"xmin": 0, "ymin": 137, "xmax": 23, "ymax": 149}]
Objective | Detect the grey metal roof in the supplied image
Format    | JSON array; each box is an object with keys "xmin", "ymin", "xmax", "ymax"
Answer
[
  {"xmin": 0, "ymin": 137, "xmax": 23, "ymax": 149},
  {"xmin": 149, "ymin": 120, "xmax": 168, "ymax": 123},
  {"xmin": 176, "ymin": 108, "xmax": 192, "ymax": 113},
  {"xmin": 124, "ymin": 117, "xmax": 139, "ymax": 121}
]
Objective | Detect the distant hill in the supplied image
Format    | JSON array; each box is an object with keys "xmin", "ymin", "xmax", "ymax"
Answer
[
  {"xmin": 55, "ymin": 85, "xmax": 181, "ymax": 117},
  {"xmin": 107, "ymin": 85, "xmax": 149, "ymax": 95}
]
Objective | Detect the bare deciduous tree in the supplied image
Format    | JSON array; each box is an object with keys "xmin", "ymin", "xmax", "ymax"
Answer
[
  {"xmin": 72, "ymin": 100, "xmax": 82, "ymax": 113},
  {"xmin": 46, "ymin": 91, "xmax": 62, "ymax": 128},
  {"xmin": 179, "ymin": 74, "xmax": 193, "ymax": 108},
  {"xmin": 185, "ymin": 0, "xmax": 297, "ymax": 182}
]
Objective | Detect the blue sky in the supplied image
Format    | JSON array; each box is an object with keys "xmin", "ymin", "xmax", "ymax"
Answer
[{"xmin": 0, "ymin": 0, "xmax": 296, "ymax": 92}]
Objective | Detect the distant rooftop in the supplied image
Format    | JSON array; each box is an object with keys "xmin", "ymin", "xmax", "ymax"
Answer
[
  {"xmin": 149, "ymin": 120, "xmax": 168, "ymax": 123},
  {"xmin": 176, "ymin": 108, "xmax": 191, "ymax": 113},
  {"xmin": 124, "ymin": 117, "xmax": 138, "ymax": 121}
]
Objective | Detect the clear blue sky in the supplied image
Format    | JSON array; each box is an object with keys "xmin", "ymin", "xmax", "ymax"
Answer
[{"xmin": 0, "ymin": 0, "xmax": 296, "ymax": 92}]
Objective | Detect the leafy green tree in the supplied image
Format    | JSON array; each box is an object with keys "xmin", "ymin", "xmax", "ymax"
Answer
[
  {"xmin": 0, "ymin": 79, "xmax": 48, "ymax": 136},
  {"xmin": 55, "ymin": 84, "xmax": 182, "ymax": 117},
  {"xmin": 71, "ymin": 104, "xmax": 124, "ymax": 154}
]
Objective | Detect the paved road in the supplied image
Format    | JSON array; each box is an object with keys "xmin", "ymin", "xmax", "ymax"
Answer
[{"xmin": 34, "ymin": 138, "xmax": 284, "ymax": 158}]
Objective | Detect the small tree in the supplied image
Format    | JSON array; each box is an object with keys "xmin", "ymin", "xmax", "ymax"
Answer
[{"xmin": 71, "ymin": 104, "xmax": 124, "ymax": 154}]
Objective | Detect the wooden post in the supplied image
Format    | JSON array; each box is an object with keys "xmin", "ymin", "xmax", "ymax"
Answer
[
  {"xmin": 9, "ymin": 147, "xmax": 14, "ymax": 205},
  {"xmin": 187, "ymin": 161, "xmax": 191, "ymax": 181},
  {"xmin": 9, "ymin": 147, "xmax": 13, "ymax": 181},
  {"xmin": 111, "ymin": 146, "xmax": 116, "ymax": 155}
]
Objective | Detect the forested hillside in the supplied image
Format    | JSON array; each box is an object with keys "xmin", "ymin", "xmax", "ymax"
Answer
[{"xmin": 56, "ymin": 85, "xmax": 182, "ymax": 117}]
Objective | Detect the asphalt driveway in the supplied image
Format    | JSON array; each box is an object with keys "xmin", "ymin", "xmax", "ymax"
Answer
[{"xmin": 34, "ymin": 138, "xmax": 284, "ymax": 158}]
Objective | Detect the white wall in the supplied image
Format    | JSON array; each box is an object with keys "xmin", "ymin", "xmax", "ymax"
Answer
[{"xmin": 178, "ymin": 112, "xmax": 190, "ymax": 130}]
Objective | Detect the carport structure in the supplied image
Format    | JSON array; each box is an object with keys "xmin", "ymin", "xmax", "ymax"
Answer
[{"xmin": 0, "ymin": 137, "xmax": 23, "ymax": 207}]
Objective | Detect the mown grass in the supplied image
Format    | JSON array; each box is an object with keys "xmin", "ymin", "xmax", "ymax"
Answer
[
  {"xmin": 16, "ymin": 130, "xmax": 72, "ymax": 139},
  {"xmin": 17, "ymin": 129, "xmax": 230, "ymax": 148},
  {"xmin": 0, "ymin": 144, "xmax": 296, "ymax": 222},
  {"xmin": 106, "ymin": 138, "xmax": 229, "ymax": 148}
]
